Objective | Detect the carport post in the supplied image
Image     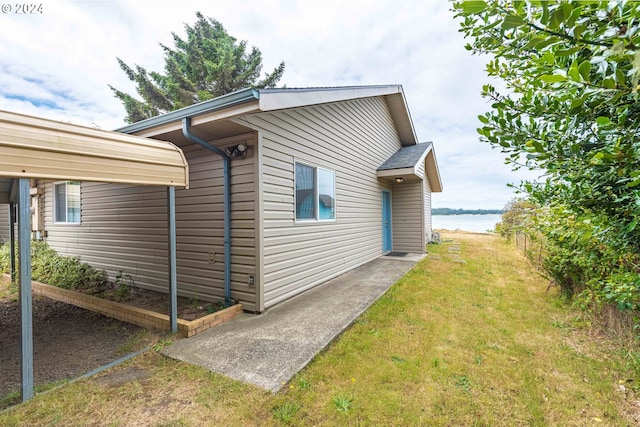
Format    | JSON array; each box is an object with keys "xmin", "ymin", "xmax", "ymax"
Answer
[
  {"xmin": 18, "ymin": 178, "xmax": 33, "ymax": 401},
  {"xmin": 168, "ymin": 186, "xmax": 177, "ymax": 333}
]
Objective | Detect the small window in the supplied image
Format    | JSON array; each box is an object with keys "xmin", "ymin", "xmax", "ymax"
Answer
[
  {"xmin": 295, "ymin": 162, "xmax": 335, "ymax": 221},
  {"xmin": 54, "ymin": 181, "xmax": 80, "ymax": 223}
]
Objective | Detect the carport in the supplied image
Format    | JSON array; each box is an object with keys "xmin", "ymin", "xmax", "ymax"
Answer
[{"xmin": 0, "ymin": 110, "xmax": 189, "ymax": 401}]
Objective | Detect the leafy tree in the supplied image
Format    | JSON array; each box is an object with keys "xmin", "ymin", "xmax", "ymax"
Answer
[
  {"xmin": 109, "ymin": 12, "xmax": 285, "ymax": 123},
  {"xmin": 495, "ymin": 198, "xmax": 536, "ymax": 238},
  {"xmin": 453, "ymin": 1, "xmax": 640, "ymax": 311}
]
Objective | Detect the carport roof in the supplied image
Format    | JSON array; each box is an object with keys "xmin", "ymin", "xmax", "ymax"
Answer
[{"xmin": 0, "ymin": 110, "xmax": 189, "ymax": 203}]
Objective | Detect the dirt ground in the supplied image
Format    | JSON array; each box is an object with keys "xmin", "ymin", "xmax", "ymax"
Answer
[
  {"xmin": 0, "ymin": 277, "xmax": 160, "ymax": 400},
  {"xmin": 105, "ymin": 286, "xmax": 223, "ymax": 321}
]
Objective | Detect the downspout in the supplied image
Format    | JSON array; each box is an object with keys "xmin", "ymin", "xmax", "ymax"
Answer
[{"xmin": 182, "ymin": 117, "xmax": 232, "ymax": 306}]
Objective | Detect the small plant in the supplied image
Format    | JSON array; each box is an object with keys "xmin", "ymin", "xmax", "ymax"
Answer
[
  {"xmin": 113, "ymin": 270, "xmax": 133, "ymax": 301},
  {"xmin": 334, "ymin": 395, "xmax": 353, "ymax": 414},
  {"xmin": 454, "ymin": 375, "xmax": 472, "ymax": 394},
  {"xmin": 297, "ymin": 378, "xmax": 311, "ymax": 390},
  {"xmin": 189, "ymin": 294, "xmax": 200, "ymax": 309},
  {"xmin": 152, "ymin": 338, "xmax": 173, "ymax": 352},
  {"xmin": 271, "ymin": 401, "xmax": 300, "ymax": 423},
  {"xmin": 551, "ymin": 320, "xmax": 570, "ymax": 331},
  {"xmin": 391, "ymin": 355, "xmax": 406, "ymax": 364},
  {"xmin": 206, "ymin": 301, "xmax": 226, "ymax": 314}
]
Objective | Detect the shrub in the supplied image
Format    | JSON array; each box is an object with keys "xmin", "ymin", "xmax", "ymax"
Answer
[
  {"xmin": 495, "ymin": 198, "xmax": 537, "ymax": 240},
  {"xmin": 0, "ymin": 241, "xmax": 106, "ymax": 291},
  {"xmin": 516, "ymin": 203, "xmax": 640, "ymax": 317}
]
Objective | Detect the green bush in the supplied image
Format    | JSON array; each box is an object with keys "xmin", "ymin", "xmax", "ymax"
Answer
[
  {"xmin": 517, "ymin": 204, "xmax": 640, "ymax": 313},
  {"xmin": 495, "ymin": 198, "xmax": 536, "ymax": 240},
  {"xmin": 0, "ymin": 241, "xmax": 105, "ymax": 291}
]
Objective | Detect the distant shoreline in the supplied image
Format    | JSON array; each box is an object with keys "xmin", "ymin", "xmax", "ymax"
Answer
[{"xmin": 432, "ymin": 208, "xmax": 504, "ymax": 216}]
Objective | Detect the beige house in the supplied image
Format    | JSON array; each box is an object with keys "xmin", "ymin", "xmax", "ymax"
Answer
[
  {"xmin": 34, "ymin": 85, "xmax": 442, "ymax": 313},
  {"xmin": 0, "ymin": 205, "xmax": 8, "ymax": 243}
]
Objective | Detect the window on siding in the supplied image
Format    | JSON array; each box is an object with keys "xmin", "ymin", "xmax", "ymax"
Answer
[
  {"xmin": 295, "ymin": 162, "xmax": 335, "ymax": 221},
  {"xmin": 54, "ymin": 181, "xmax": 80, "ymax": 223}
]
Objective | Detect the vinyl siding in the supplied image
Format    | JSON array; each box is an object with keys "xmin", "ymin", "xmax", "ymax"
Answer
[
  {"xmin": 416, "ymin": 155, "xmax": 433, "ymax": 243},
  {"xmin": 424, "ymin": 175, "xmax": 432, "ymax": 242},
  {"xmin": 42, "ymin": 134, "xmax": 258, "ymax": 311},
  {"xmin": 0, "ymin": 204, "xmax": 9, "ymax": 243},
  {"xmin": 239, "ymin": 97, "xmax": 399, "ymax": 309},
  {"xmin": 391, "ymin": 180, "xmax": 424, "ymax": 253}
]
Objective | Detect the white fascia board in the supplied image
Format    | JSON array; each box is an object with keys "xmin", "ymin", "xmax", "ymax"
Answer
[
  {"xmin": 258, "ymin": 86, "xmax": 403, "ymax": 112},
  {"xmin": 377, "ymin": 167, "xmax": 416, "ymax": 179}
]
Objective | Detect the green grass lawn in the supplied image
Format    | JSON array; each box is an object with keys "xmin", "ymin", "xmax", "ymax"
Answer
[{"xmin": 1, "ymin": 232, "xmax": 639, "ymax": 426}]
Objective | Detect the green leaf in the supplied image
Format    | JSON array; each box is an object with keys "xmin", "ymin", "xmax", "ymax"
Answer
[
  {"xmin": 566, "ymin": 5, "xmax": 582, "ymax": 28},
  {"xmin": 541, "ymin": 51, "xmax": 555, "ymax": 65},
  {"xmin": 555, "ymin": 47, "xmax": 580, "ymax": 57},
  {"xmin": 460, "ymin": 1, "xmax": 488, "ymax": 15},
  {"xmin": 570, "ymin": 96, "xmax": 585, "ymax": 109},
  {"xmin": 502, "ymin": 14, "xmax": 525, "ymax": 29},
  {"xmin": 478, "ymin": 115, "xmax": 489, "ymax": 124},
  {"xmin": 524, "ymin": 37, "xmax": 545, "ymax": 50},
  {"xmin": 626, "ymin": 179, "xmax": 640, "ymax": 188},
  {"xmin": 602, "ymin": 78, "xmax": 616, "ymax": 89},
  {"xmin": 596, "ymin": 116, "xmax": 611, "ymax": 126},
  {"xmin": 541, "ymin": 2, "xmax": 549, "ymax": 25},
  {"xmin": 540, "ymin": 74, "xmax": 567, "ymax": 83},
  {"xmin": 536, "ymin": 37, "xmax": 560, "ymax": 50},
  {"xmin": 578, "ymin": 61, "xmax": 591, "ymax": 82},
  {"xmin": 568, "ymin": 60, "xmax": 581, "ymax": 82},
  {"xmin": 532, "ymin": 141, "xmax": 545, "ymax": 153},
  {"xmin": 549, "ymin": 7, "xmax": 566, "ymax": 29}
]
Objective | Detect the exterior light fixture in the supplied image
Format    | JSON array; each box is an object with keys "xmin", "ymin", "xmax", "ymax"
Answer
[
  {"xmin": 395, "ymin": 177, "xmax": 404, "ymax": 183},
  {"xmin": 225, "ymin": 143, "xmax": 248, "ymax": 157}
]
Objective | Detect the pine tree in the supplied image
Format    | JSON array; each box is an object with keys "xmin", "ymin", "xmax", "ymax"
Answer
[{"xmin": 109, "ymin": 12, "xmax": 285, "ymax": 123}]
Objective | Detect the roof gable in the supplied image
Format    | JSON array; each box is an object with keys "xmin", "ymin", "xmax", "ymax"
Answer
[
  {"xmin": 377, "ymin": 142, "xmax": 442, "ymax": 192},
  {"xmin": 117, "ymin": 85, "xmax": 418, "ymax": 145}
]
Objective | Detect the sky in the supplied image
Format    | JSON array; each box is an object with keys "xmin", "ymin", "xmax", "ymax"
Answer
[{"xmin": 0, "ymin": 0, "xmax": 540, "ymax": 209}]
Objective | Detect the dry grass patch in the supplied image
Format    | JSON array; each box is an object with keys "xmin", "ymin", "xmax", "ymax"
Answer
[{"xmin": 1, "ymin": 232, "xmax": 639, "ymax": 426}]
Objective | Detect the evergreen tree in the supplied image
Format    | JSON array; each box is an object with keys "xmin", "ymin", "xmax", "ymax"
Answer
[{"xmin": 109, "ymin": 12, "xmax": 285, "ymax": 123}]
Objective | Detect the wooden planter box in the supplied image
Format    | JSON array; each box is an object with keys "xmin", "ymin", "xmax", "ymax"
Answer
[{"xmin": 4, "ymin": 274, "xmax": 242, "ymax": 337}]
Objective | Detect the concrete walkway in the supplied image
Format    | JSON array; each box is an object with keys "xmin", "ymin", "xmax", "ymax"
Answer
[{"xmin": 162, "ymin": 256, "xmax": 420, "ymax": 391}]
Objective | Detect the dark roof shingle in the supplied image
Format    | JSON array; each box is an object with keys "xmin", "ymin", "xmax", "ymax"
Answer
[{"xmin": 377, "ymin": 142, "xmax": 432, "ymax": 171}]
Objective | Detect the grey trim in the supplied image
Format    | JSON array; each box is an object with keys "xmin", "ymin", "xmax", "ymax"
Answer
[{"xmin": 116, "ymin": 88, "xmax": 260, "ymax": 134}]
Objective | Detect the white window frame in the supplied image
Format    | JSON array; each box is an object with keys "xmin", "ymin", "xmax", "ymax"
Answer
[
  {"xmin": 294, "ymin": 160, "xmax": 336, "ymax": 223},
  {"xmin": 53, "ymin": 181, "xmax": 81, "ymax": 224}
]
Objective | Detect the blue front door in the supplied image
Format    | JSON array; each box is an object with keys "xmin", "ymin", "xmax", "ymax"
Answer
[{"xmin": 382, "ymin": 191, "xmax": 392, "ymax": 253}]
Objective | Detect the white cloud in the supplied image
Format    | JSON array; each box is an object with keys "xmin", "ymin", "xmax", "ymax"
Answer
[{"xmin": 0, "ymin": 0, "xmax": 533, "ymax": 209}]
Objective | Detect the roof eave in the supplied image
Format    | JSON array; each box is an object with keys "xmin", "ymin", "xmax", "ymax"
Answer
[
  {"xmin": 384, "ymin": 88, "xmax": 418, "ymax": 145},
  {"xmin": 426, "ymin": 149, "xmax": 443, "ymax": 192},
  {"xmin": 116, "ymin": 88, "xmax": 260, "ymax": 134}
]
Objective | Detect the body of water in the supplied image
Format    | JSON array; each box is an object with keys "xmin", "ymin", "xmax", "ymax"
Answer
[{"xmin": 432, "ymin": 214, "xmax": 501, "ymax": 233}]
